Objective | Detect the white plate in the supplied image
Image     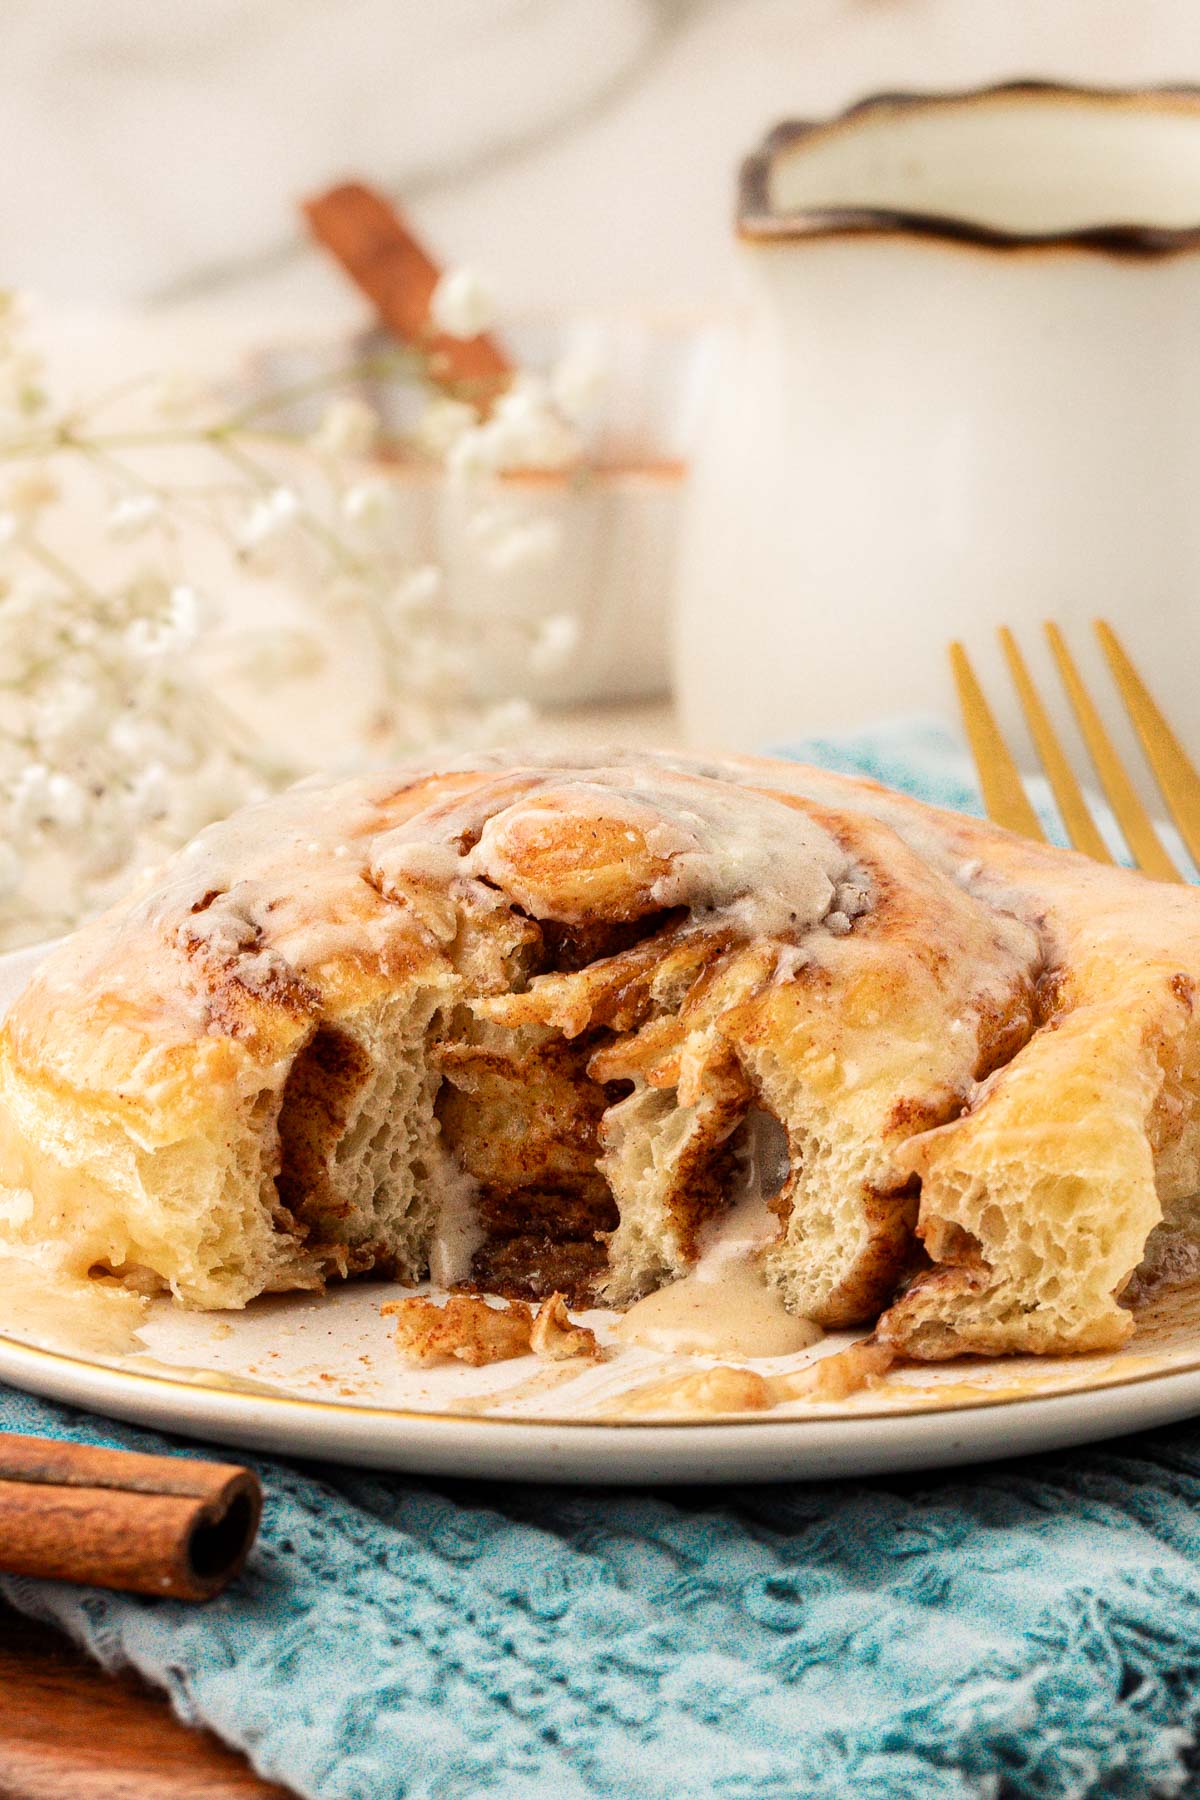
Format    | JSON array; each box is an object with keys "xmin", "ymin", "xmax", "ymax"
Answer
[{"xmin": 3, "ymin": 940, "xmax": 1200, "ymax": 1484}]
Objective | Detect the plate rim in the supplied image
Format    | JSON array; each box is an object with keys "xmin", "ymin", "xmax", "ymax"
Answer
[{"xmin": 6, "ymin": 1321, "xmax": 1200, "ymax": 1431}]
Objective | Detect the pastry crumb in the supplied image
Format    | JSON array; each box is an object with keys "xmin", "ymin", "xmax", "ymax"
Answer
[
  {"xmin": 530, "ymin": 1292, "xmax": 601, "ymax": 1361},
  {"xmin": 383, "ymin": 1291, "xmax": 602, "ymax": 1367},
  {"xmin": 383, "ymin": 1293, "xmax": 534, "ymax": 1366}
]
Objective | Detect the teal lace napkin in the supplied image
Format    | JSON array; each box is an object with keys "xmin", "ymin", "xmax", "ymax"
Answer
[{"xmin": 3, "ymin": 720, "xmax": 1199, "ymax": 1800}]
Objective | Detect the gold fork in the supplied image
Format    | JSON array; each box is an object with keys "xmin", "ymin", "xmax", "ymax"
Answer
[{"xmin": 948, "ymin": 621, "xmax": 1200, "ymax": 882}]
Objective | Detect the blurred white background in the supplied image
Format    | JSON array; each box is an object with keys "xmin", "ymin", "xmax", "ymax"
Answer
[
  {"xmin": 5, "ymin": 0, "xmax": 1200, "ymax": 324},
  {"xmin": 0, "ymin": 0, "xmax": 1198, "ymax": 947}
]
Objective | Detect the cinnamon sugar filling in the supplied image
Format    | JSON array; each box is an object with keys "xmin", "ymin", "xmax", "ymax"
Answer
[
  {"xmin": 269, "ymin": 905, "xmax": 772, "ymax": 1303},
  {"xmin": 434, "ymin": 912, "xmax": 719, "ymax": 1306}
]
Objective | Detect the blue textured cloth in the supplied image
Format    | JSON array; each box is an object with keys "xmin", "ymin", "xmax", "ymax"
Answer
[{"xmin": 4, "ymin": 718, "xmax": 1200, "ymax": 1800}]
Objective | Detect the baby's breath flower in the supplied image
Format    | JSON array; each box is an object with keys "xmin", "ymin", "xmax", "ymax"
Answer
[
  {"xmin": 464, "ymin": 502, "xmax": 516, "ymax": 544},
  {"xmin": 341, "ymin": 477, "xmax": 400, "ymax": 534},
  {"xmin": 390, "ymin": 565, "xmax": 442, "ymax": 615},
  {"xmin": 124, "ymin": 617, "xmax": 171, "ymax": 659},
  {"xmin": 311, "ymin": 395, "xmax": 378, "ymax": 459},
  {"xmin": 107, "ymin": 493, "xmax": 163, "ymax": 540},
  {"xmin": 105, "ymin": 715, "xmax": 147, "ymax": 761},
  {"xmin": 10, "ymin": 764, "xmax": 86, "ymax": 833},
  {"xmin": 0, "ymin": 283, "xmax": 582, "ymax": 949},
  {"xmin": 475, "ymin": 698, "xmax": 534, "ymax": 742},
  {"xmin": 239, "ymin": 485, "xmax": 302, "ymax": 552},
  {"xmin": 415, "ymin": 395, "xmax": 478, "ymax": 457},
  {"xmin": 119, "ymin": 572, "xmax": 184, "ymax": 660},
  {"xmin": 167, "ymin": 583, "xmax": 212, "ymax": 645},
  {"xmin": 447, "ymin": 377, "xmax": 580, "ymax": 481},
  {"xmin": 127, "ymin": 762, "xmax": 171, "ymax": 824},
  {"xmin": 445, "ymin": 421, "xmax": 507, "ymax": 482},
  {"xmin": 47, "ymin": 774, "xmax": 89, "ymax": 828},
  {"xmin": 107, "ymin": 713, "xmax": 179, "ymax": 768},
  {"xmin": 530, "ymin": 612, "xmax": 580, "ymax": 674},
  {"xmin": 464, "ymin": 499, "xmax": 565, "ymax": 574},
  {"xmin": 236, "ymin": 488, "xmax": 308, "ymax": 575},
  {"xmin": 62, "ymin": 606, "xmax": 98, "ymax": 649},
  {"xmin": 490, "ymin": 376, "xmax": 580, "ymax": 470},
  {"xmin": 483, "ymin": 516, "xmax": 561, "ymax": 574},
  {"xmin": 429, "ymin": 267, "xmax": 496, "ymax": 340},
  {"xmin": 33, "ymin": 678, "xmax": 104, "ymax": 754}
]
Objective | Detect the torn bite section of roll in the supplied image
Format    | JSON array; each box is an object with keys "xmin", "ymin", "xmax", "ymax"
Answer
[
  {"xmin": 273, "ymin": 989, "xmax": 453, "ymax": 1282},
  {"xmin": 417, "ymin": 904, "xmax": 696, "ymax": 1303},
  {"xmin": 433, "ymin": 1016, "xmax": 619, "ymax": 1304},
  {"xmin": 595, "ymin": 1071, "xmax": 751, "ymax": 1305},
  {"xmin": 879, "ymin": 1000, "xmax": 1171, "ymax": 1358},
  {"xmin": 734, "ymin": 815, "xmax": 1044, "ymax": 1331},
  {"xmin": 262, "ymin": 811, "xmax": 1045, "ymax": 1335}
]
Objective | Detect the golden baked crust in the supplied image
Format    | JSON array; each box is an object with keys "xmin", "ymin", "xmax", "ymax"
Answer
[
  {"xmin": 382, "ymin": 1294, "xmax": 534, "ymax": 1366},
  {"xmin": 381, "ymin": 1290, "xmax": 599, "ymax": 1367},
  {"xmin": 2, "ymin": 747, "xmax": 1198, "ymax": 1359}
]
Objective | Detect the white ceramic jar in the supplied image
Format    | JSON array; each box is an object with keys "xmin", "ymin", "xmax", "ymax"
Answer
[{"xmin": 675, "ymin": 84, "xmax": 1200, "ymax": 752}]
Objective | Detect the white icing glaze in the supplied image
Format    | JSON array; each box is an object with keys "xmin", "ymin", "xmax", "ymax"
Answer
[
  {"xmin": 427, "ymin": 1155, "xmax": 485, "ymax": 1289},
  {"xmin": 614, "ymin": 1255, "xmax": 822, "ymax": 1358},
  {"xmin": 615, "ymin": 1112, "xmax": 821, "ymax": 1359},
  {"xmin": 442, "ymin": 745, "xmax": 1035, "ymax": 938},
  {"xmin": 375, "ymin": 765, "xmax": 869, "ymax": 943},
  {"xmin": 42, "ymin": 751, "xmax": 889, "ymax": 1057},
  {"xmin": 0, "ymin": 1251, "xmax": 147, "ymax": 1357}
]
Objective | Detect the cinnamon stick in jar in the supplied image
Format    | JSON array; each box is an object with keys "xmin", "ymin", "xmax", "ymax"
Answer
[
  {"xmin": 0, "ymin": 1434, "xmax": 262, "ymax": 1601},
  {"xmin": 302, "ymin": 181, "xmax": 512, "ymax": 405}
]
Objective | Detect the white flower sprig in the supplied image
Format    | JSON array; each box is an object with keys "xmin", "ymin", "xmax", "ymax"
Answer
[
  {"xmin": 429, "ymin": 267, "xmax": 496, "ymax": 341},
  {"xmin": 0, "ymin": 283, "xmax": 599, "ymax": 949}
]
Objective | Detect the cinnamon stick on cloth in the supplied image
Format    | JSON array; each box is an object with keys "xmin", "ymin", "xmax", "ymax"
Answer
[
  {"xmin": 303, "ymin": 181, "xmax": 512, "ymax": 403},
  {"xmin": 0, "ymin": 1433, "xmax": 261, "ymax": 1601}
]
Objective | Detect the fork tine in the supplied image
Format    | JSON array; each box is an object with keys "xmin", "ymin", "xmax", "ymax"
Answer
[
  {"xmin": 948, "ymin": 641, "xmax": 1045, "ymax": 841},
  {"xmin": 997, "ymin": 628, "xmax": 1112, "ymax": 863},
  {"xmin": 1094, "ymin": 620, "xmax": 1200, "ymax": 871},
  {"xmin": 1043, "ymin": 622, "xmax": 1181, "ymax": 882}
]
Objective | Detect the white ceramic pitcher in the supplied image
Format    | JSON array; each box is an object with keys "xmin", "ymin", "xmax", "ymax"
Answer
[{"xmin": 675, "ymin": 83, "xmax": 1200, "ymax": 751}]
